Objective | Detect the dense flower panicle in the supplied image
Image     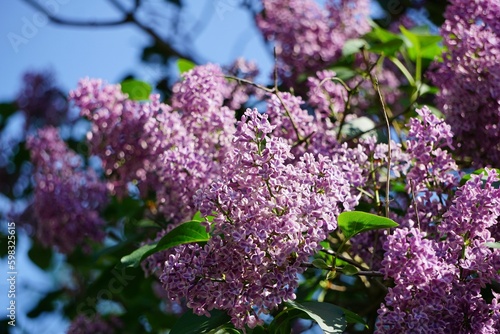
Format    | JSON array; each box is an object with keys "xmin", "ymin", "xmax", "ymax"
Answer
[
  {"xmin": 378, "ymin": 170, "xmax": 500, "ymax": 333},
  {"xmin": 256, "ymin": 0, "xmax": 370, "ymax": 82},
  {"xmin": 171, "ymin": 63, "xmax": 236, "ymax": 164},
  {"xmin": 70, "ymin": 72, "xmax": 232, "ymax": 224},
  {"xmin": 307, "ymin": 70, "xmax": 348, "ymax": 119},
  {"xmin": 403, "ymin": 106, "xmax": 459, "ymax": 232},
  {"xmin": 266, "ymin": 92, "xmax": 318, "ymax": 156},
  {"xmin": 27, "ymin": 127, "xmax": 108, "ymax": 253},
  {"xmin": 439, "ymin": 170, "xmax": 500, "ymax": 280},
  {"xmin": 67, "ymin": 314, "xmax": 123, "ymax": 334},
  {"xmin": 16, "ymin": 71, "xmax": 68, "ymax": 128},
  {"xmin": 325, "ymin": 0, "xmax": 371, "ymax": 38},
  {"xmin": 160, "ymin": 109, "xmax": 357, "ymax": 329},
  {"xmin": 428, "ymin": 0, "xmax": 500, "ymax": 166},
  {"xmin": 70, "ymin": 79, "xmax": 170, "ymax": 196}
]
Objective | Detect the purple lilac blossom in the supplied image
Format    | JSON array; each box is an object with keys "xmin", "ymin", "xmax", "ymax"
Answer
[
  {"xmin": 428, "ymin": 0, "xmax": 500, "ymax": 166},
  {"xmin": 171, "ymin": 63, "xmax": 235, "ymax": 167},
  {"xmin": 403, "ymin": 106, "xmax": 459, "ymax": 234},
  {"xmin": 71, "ymin": 66, "xmax": 235, "ymax": 224},
  {"xmin": 16, "ymin": 71, "xmax": 68, "ymax": 128},
  {"xmin": 27, "ymin": 127, "xmax": 108, "ymax": 254},
  {"xmin": 307, "ymin": 70, "xmax": 348, "ymax": 120},
  {"xmin": 377, "ymin": 169, "xmax": 500, "ymax": 333},
  {"xmin": 70, "ymin": 79, "xmax": 170, "ymax": 197},
  {"xmin": 224, "ymin": 58, "xmax": 263, "ymax": 110},
  {"xmin": 256, "ymin": 0, "xmax": 370, "ymax": 83},
  {"xmin": 160, "ymin": 109, "xmax": 357, "ymax": 329}
]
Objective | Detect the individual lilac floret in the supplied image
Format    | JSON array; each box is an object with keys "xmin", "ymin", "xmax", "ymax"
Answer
[
  {"xmin": 428, "ymin": 0, "xmax": 500, "ymax": 166},
  {"xmin": 160, "ymin": 109, "xmax": 357, "ymax": 329},
  {"xmin": 16, "ymin": 71, "xmax": 68, "ymax": 128},
  {"xmin": 27, "ymin": 127, "xmax": 108, "ymax": 253}
]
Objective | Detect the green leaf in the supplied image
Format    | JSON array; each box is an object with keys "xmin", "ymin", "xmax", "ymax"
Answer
[
  {"xmin": 119, "ymin": 220, "xmax": 210, "ymax": 268},
  {"xmin": 312, "ymin": 258, "xmax": 330, "ymax": 270},
  {"xmin": 365, "ymin": 26, "xmax": 402, "ymax": 43},
  {"xmin": 177, "ymin": 58, "xmax": 196, "ymax": 74},
  {"xmin": 400, "ymin": 27, "xmax": 442, "ymax": 61},
  {"xmin": 120, "ymin": 79, "xmax": 152, "ymax": 101},
  {"xmin": 368, "ymin": 39, "xmax": 404, "ymax": 57},
  {"xmin": 155, "ymin": 220, "xmax": 209, "ymax": 249},
  {"xmin": 400, "ymin": 26, "xmax": 421, "ymax": 61},
  {"xmin": 342, "ymin": 39, "xmax": 367, "ymax": 56},
  {"xmin": 287, "ymin": 301, "xmax": 346, "ymax": 334},
  {"xmin": 341, "ymin": 264, "xmax": 359, "ymax": 276},
  {"xmin": 119, "ymin": 243, "xmax": 158, "ymax": 268},
  {"xmin": 338, "ymin": 211, "xmax": 398, "ymax": 240},
  {"xmin": 337, "ymin": 306, "xmax": 368, "ymax": 327},
  {"xmin": 329, "ymin": 66, "xmax": 357, "ymax": 81},
  {"xmin": 170, "ymin": 309, "xmax": 231, "ymax": 334},
  {"xmin": 192, "ymin": 210, "xmax": 215, "ymax": 223},
  {"xmin": 485, "ymin": 242, "xmax": 500, "ymax": 249}
]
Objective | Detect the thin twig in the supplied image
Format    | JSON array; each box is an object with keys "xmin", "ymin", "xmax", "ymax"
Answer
[
  {"xmin": 224, "ymin": 75, "xmax": 274, "ymax": 93},
  {"xmin": 22, "ymin": 0, "xmax": 130, "ymax": 26},
  {"xmin": 303, "ymin": 262, "xmax": 384, "ymax": 277},
  {"xmin": 363, "ymin": 49, "xmax": 391, "ymax": 218},
  {"xmin": 345, "ymin": 103, "xmax": 415, "ymax": 142},
  {"xmin": 335, "ymin": 60, "xmax": 380, "ymax": 141},
  {"xmin": 410, "ymin": 179, "xmax": 421, "ymax": 230},
  {"xmin": 320, "ymin": 249, "xmax": 369, "ymax": 270},
  {"xmin": 22, "ymin": 0, "xmax": 195, "ymax": 62}
]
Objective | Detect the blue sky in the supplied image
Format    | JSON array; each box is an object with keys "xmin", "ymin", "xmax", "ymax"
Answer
[{"xmin": 0, "ymin": 0, "xmax": 273, "ymax": 101}]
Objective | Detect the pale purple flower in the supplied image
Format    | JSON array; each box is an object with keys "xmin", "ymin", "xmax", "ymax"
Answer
[
  {"xmin": 16, "ymin": 71, "xmax": 68, "ymax": 128},
  {"xmin": 256, "ymin": 0, "xmax": 370, "ymax": 83},
  {"xmin": 27, "ymin": 127, "xmax": 108, "ymax": 253},
  {"xmin": 428, "ymin": 0, "xmax": 500, "ymax": 166},
  {"xmin": 160, "ymin": 109, "xmax": 357, "ymax": 328}
]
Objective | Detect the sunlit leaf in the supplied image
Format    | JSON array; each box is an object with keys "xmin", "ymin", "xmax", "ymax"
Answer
[{"xmin": 338, "ymin": 211, "xmax": 398, "ymax": 240}]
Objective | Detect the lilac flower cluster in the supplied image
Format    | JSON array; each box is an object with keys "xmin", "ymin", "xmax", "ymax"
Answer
[
  {"xmin": 265, "ymin": 90, "xmax": 368, "ymax": 194},
  {"xmin": 16, "ymin": 71, "xmax": 68, "ymax": 128},
  {"xmin": 70, "ymin": 64, "xmax": 235, "ymax": 223},
  {"xmin": 403, "ymin": 106, "xmax": 459, "ymax": 233},
  {"xmin": 171, "ymin": 63, "xmax": 235, "ymax": 165},
  {"xmin": 256, "ymin": 0, "xmax": 370, "ymax": 82},
  {"xmin": 27, "ymin": 127, "xmax": 108, "ymax": 253},
  {"xmin": 428, "ymin": 0, "xmax": 500, "ymax": 166},
  {"xmin": 70, "ymin": 79, "xmax": 172, "ymax": 197},
  {"xmin": 160, "ymin": 109, "xmax": 358, "ymax": 328},
  {"xmin": 307, "ymin": 70, "xmax": 348, "ymax": 119},
  {"xmin": 377, "ymin": 169, "xmax": 500, "ymax": 333},
  {"xmin": 67, "ymin": 314, "xmax": 123, "ymax": 334}
]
